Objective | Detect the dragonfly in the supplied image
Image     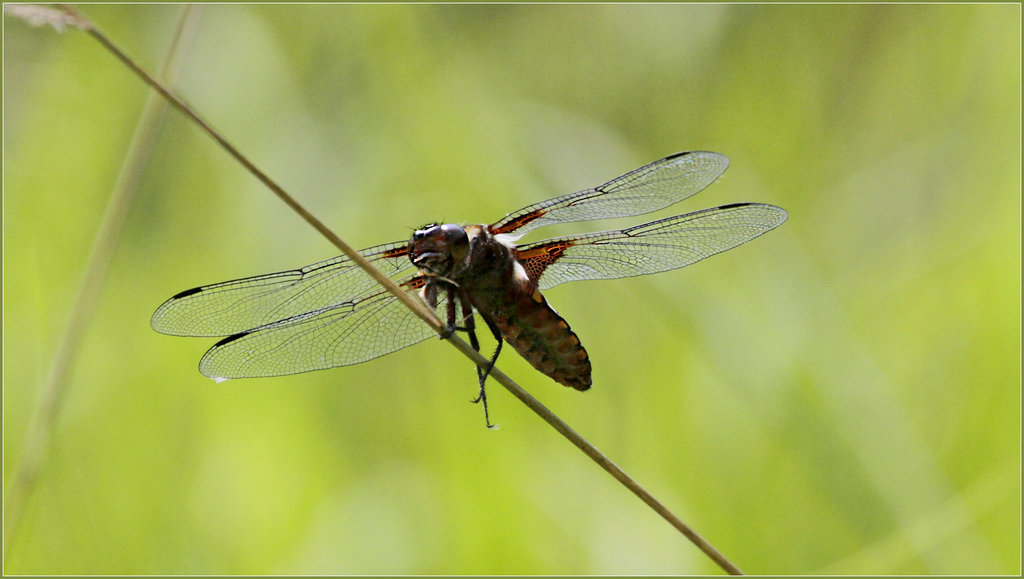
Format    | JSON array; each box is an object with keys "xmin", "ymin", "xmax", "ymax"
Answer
[{"xmin": 152, "ymin": 151, "xmax": 787, "ymax": 426}]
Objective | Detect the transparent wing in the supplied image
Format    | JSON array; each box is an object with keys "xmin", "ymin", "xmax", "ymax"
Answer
[
  {"xmin": 197, "ymin": 277, "xmax": 446, "ymax": 379},
  {"xmin": 491, "ymin": 151, "xmax": 729, "ymax": 239},
  {"xmin": 516, "ymin": 203, "xmax": 788, "ymax": 290},
  {"xmin": 151, "ymin": 241, "xmax": 414, "ymax": 337}
]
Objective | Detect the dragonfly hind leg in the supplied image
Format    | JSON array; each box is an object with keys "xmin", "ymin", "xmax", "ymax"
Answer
[
  {"xmin": 450, "ymin": 289, "xmax": 501, "ymax": 429},
  {"xmin": 469, "ymin": 313, "xmax": 503, "ymax": 429}
]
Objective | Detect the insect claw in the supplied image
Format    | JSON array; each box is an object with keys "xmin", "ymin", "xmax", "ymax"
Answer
[{"xmin": 474, "ymin": 379, "xmax": 494, "ymax": 428}]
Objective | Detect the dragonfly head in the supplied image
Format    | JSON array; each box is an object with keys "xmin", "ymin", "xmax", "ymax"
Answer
[{"xmin": 409, "ymin": 223, "xmax": 469, "ymax": 276}]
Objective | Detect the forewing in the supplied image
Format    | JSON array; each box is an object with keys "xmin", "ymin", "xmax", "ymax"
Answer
[
  {"xmin": 491, "ymin": 151, "xmax": 729, "ymax": 239},
  {"xmin": 516, "ymin": 203, "xmax": 788, "ymax": 290},
  {"xmin": 198, "ymin": 276, "xmax": 444, "ymax": 379},
  {"xmin": 151, "ymin": 241, "xmax": 414, "ymax": 337}
]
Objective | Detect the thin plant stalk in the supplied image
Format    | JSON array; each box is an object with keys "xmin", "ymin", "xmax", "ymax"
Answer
[
  {"xmin": 2, "ymin": 5, "xmax": 203, "ymax": 560},
  {"xmin": 23, "ymin": 6, "xmax": 745, "ymax": 574}
]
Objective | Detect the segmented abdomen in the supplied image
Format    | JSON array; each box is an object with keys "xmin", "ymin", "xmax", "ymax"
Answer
[{"xmin": 489, "ymin": 287, "xmax": 591, "ymax": 390}]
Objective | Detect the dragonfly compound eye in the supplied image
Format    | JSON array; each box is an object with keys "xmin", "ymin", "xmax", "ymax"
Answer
[
  {"xmin": 439, "ymin": 223, "xmax": 468, "ymax": 247},
  {"xmin": 411, "ymin": 223, "xmax": 439, "ymax": 242}
]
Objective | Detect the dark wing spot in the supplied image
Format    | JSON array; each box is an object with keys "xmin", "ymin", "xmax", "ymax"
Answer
[
  {"xmin": 171, "ymin": 286, "xmax": 204, "ymax": 299},
  {"xmin": 212, "ymin": 331, "xmax": 250, "ymax": 348}
]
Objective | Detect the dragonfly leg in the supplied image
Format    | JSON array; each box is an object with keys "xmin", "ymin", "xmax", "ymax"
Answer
[
  {"xmin": 466, "ymin": 313, "xmax": 502, "ymax": 429},
  {"xmin": 456, "ymin": 293, "xmax": 490, "ymax": 391},
  {"xmin": 435, "ymin": 285, "xmax": 458, "ymax": 340},
  {"xmin": 473, "ymin": 314, "xmax": 503, "ymax": 397},
  {"xmin": 453, "ymin": 291, "xmax": 498, "ymax": 429}
]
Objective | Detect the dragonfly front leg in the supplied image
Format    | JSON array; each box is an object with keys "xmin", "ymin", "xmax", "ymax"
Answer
[
  {"xmin": 448, "ymin": 286, "xmax": 473, "ymax": 340},
  {"xmin": 423, "ymin": 280, "xmax": 459, "ymax": 339},
  {"xmin": 435, "ymin": 285, "xmax": 458, "ymax": 339}
]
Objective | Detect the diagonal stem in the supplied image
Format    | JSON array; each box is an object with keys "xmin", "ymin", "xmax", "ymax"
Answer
[{"xmin": 48, "ymin": 5, "xmax": 744, "ymax": 574}]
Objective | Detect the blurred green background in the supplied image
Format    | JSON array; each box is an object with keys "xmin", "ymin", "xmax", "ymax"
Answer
[{"xmin": 3, "ymin": 4, "xmax": 1019, "ymax": 575}]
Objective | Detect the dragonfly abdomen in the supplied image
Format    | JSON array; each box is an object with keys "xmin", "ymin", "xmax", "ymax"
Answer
[{"xmin": 489, "ymin": 287, "xmax": 592, "ymax": 391}]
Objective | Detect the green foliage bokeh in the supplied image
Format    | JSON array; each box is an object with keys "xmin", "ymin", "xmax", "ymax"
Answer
[{"xmin": 3, "ymin": 4, "xmax": 1019, "ymax": 574}]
